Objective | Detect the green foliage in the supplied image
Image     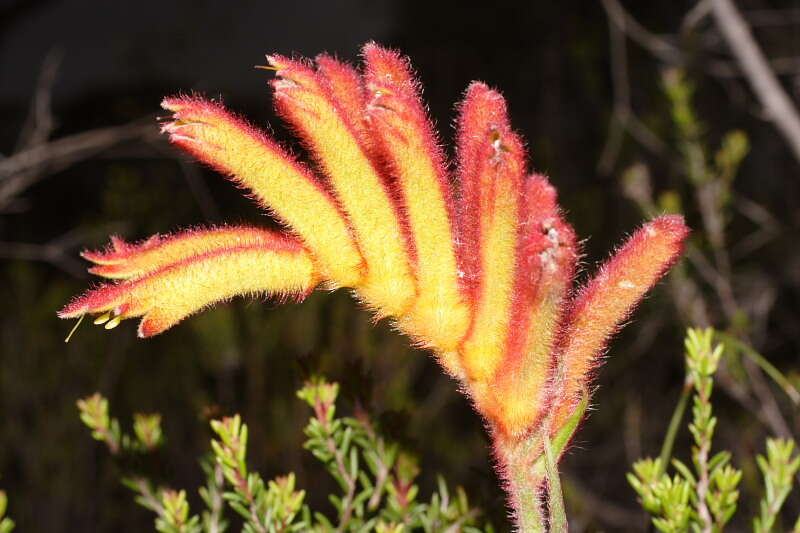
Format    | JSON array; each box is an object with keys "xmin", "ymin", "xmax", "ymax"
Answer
[
  {"xmin": 0, "ymin": 491, "xmax": 14, "ymax": 533},
  {"xmin": 629, "ymin": 328, "xmax": 800, "ymax": 532},
  {"xmin": 210, "ymin": 414, "xmax": 307, "ymax": 532},
  {"xmin": 753, "ymin": 439, "xmax": 800, "ymax": 533},
  {"xmin": 78, "ymin": 378, "xmax": 489, "ymax": 532},
  {"xmin": 77, "ymin": 393, "xmax": 164, "ymax": 455},
  {"xmin": 622, "ymin": 66, "xmax": 800, "ymax": 532},
  {"xmin": 662, "ymin": 69, "xmax": 749, "ymax": 192}
]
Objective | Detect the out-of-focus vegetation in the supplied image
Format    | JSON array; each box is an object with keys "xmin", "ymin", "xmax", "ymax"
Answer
[
  {"xmin": 628, "ymin": 328, "xmax": 800, "ymax": 533},
  {"xmin": 76, "ymin": 377, "xmax": 489, "ymax": 532},
  {"xmin": 3, "ymin": 1, "xmax": 800, "ymax": 531}
]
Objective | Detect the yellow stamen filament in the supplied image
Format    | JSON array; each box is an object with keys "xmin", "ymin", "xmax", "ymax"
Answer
[{"xmin": 63, "ymin": 314, "xmax": 86, "ymax": 343}]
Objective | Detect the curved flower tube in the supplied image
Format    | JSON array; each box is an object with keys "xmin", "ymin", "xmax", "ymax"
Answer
[
  {"xmin": 60, "ymin": 43, "xmax": 688, "ymax": 529},
  {"xmin": 60, "ymin": 227, "xmax": 318, "ymax": 337}
]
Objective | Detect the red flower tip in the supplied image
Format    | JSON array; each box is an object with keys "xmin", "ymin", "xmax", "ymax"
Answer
[
  {"xmin": 267, "ymin": 54, "xmax": 318, "ymax": 91},
  {"xmin": 81, "ymin": 235, "xmax": 162, "ymax": 265},
  {"xmin": 361, "ymin": 43, "xmax": 418, "ymax": 99}
]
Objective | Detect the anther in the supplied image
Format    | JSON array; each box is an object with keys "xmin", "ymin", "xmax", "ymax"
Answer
[
  {"xmin": 105, "ymin": 316, "xmax": 122, "ymax": 330},
  {"xmin": 93, "ymin": 312, "xmax": 112, "ymax": 325}
]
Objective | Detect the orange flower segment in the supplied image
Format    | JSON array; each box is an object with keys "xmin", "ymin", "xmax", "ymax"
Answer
[
  {"xmin": 549, "ymin": 215, "xmax": 690, "ymax": 432},
  {"xmin": 485, "ymin": 177, "xmax": 577, "ymax": 438},
  {"xmin": 61, "ymin": 43, "xmax": 688, "ymax": 447},
  {"xmin": 456, "ymin": 82, "xmax": 526, "ymax": 385}
]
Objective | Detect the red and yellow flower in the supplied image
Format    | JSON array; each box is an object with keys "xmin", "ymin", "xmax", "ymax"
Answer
[{"xmin": 60, "ymin": 43, "xmax": 688, "ymax": 523}]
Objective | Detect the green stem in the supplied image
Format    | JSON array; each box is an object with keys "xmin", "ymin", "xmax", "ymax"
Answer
[
  {"xmin": 500, "ymin": 435, "xmax": 547, "ymax": 533},
  {"xmin": 544, "ymin": 434, "xmax": 567, "ymax": 533},
  {"xmin": 497, "ymin": 393, "xmax": 589, "ymax": 532},
  {"xmin": 657, "ymin": 380, "xmax": 692, "ymax": 476},
  {"xmin": 512, "ymin": 474, "xmax": 547, "ymax": 533}
]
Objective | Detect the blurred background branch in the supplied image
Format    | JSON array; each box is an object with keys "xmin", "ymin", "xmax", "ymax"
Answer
[{"xmin": 710, "ymin": 0, "xmax": 800, "ymax": 165}]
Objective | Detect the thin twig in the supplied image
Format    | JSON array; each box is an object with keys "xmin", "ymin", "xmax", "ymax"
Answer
[
  {"xmin": 601, "ymin": 0, "xmax": 683, "ymax": 65},
  {"xmin": 658, "ymin": 380, "xmax": 693, "ymax": 477},
  {"xmin": 603, "ymin": 0, "xmax": 800, "ymax": 81},
  {"xmin": 0, "ymin": 228, "xmax": 88, "ymax": 278},
  {"xmin": 716, "ymin": 332, "xmax": 800, "ymax": 406},
  {"xmin": 0, "ymin": 121, "xmax": 160, "ymax": 209},
  {"xmin": 682, "ymin": 0, "xmax": 712, "ymax": 33},
  {"xmin": 710, "ymin": 0, "xmax": 800, "ymax": 166},
  {"xmin": 598, "ymin": 0, "xmax": 667, "ymax": 173},
  {"xmin": 16, "ymin": 48, "xmax": 62, "ymax": 152},
  {"xmin": 598, "ymin": 5, "xmax": 629, "ymax": 174}
]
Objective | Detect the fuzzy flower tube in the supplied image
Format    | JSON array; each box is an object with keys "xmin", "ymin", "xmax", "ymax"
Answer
[{"xmin": 60, "ymin": 43, "xmax": 688, "ymax": 530}]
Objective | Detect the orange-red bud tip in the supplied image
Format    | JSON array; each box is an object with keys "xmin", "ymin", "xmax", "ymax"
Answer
[{"xmin": 550, "ymin": 214, "xmax": 689, "ymax": 430}]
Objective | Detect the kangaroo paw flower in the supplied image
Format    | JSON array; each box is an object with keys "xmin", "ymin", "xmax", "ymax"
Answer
[
  {"xmin": 60, "ymin": 229, "xmax": 318, "ymax": 337},
  {"xmin": 269, "ymin": 54, "xmax": 416, "ymax": 318},
  {"xmin": 61, "ymin": 43, "xmax": 690, "ymax": 525}
]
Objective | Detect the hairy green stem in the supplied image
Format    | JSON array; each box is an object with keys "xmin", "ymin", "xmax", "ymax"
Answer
[
  {"xmin": 497, "ymin": 431, "xmax": 547, "ymax": 533},
  {"xmin": 544, "ymin": 435, "xmax": 567, "ymax": 533},
  {"xmin": 508, "ymin": 467, "xmax": 547, "ymax": 533},
  {"xmin": 498, "ymin": 394, "xmax": 588, "ymax": 532}
]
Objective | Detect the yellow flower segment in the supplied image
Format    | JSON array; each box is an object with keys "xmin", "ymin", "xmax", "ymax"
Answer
[
  {"xmin": 485, "ymin": 177, "xmax": 576, "ymax": 437},
  {"xmin": 160, "ymin": 96, "xmax": 363, "ymax": 287},
  {"xmin": 60, "ymin": 242, "xmax": 317, "ymax": 338},
  {"xmin": 457, "ymin": 89, "xmax": 526, "ymax": 385},
  {"xmin": 363, "ymin": 44, "xmax": 470, "ymax": 353},
  {"xmin": 84, "ymin": 226, "xmax": 286, "ymax": 280},
  {"xmin": 269, "ymin": 55, "xmax": 416, "ymax": 317}
]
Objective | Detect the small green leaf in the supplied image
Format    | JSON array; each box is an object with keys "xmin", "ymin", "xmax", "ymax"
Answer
[{"xmin": 543, "ymin": 434, "xmax": 567, "ymax": 533}]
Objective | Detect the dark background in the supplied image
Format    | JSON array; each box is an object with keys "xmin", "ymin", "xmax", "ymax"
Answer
[{"xmin": 2, "ymin": 1, "xmax": 800, "ymax": 531}]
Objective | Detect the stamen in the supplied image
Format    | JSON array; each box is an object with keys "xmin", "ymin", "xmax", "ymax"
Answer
[
  {"xmin": 104, "ymin": 316, "xmax": 122, "ymax": 330},
  {"xmin": 373, "ymin": 87, "xmax": 394, "ymax": 98},
  {"xmin": 64, "ymin": 314, "xmax": 86, "ymax": 343},
  {"xmin": 93, "ymin": 311, "xmax": 112, "ymax": 325}
]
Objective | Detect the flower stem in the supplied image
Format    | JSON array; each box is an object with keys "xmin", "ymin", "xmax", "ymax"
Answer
[
  {"xmin": 502, "ymin": 443, "xmax": 547, "ymax": 533},
  {"xmin": 657, "ymin": 379, "xmax": 692, "ymax": 476},
  {"xmin": 495, "ymin": 392, "xmax": 589, "ymax": 532}
]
